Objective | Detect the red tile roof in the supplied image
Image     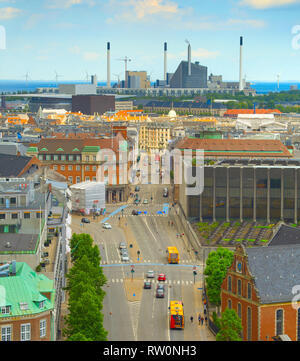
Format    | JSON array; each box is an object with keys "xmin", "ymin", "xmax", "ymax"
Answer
[
  {"xmin": 176, "ymin": 138, "xmax": 291, "ymax": 158},
  {"xmin": 224, "ymin": 109, "xmax": 281, "ymax": 116}
]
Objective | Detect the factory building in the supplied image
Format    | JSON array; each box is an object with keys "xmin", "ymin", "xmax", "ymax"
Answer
[
  {"xmin": 126, "ymin": 71, "xmax": 150, "ymax": 89},
  {"xmin": 169, "ymin": 61, "xmax": 207, "ymax": 88},
  {"xmin": 72, "ymin": 95, "xmax": 115, "ymax": 115}
]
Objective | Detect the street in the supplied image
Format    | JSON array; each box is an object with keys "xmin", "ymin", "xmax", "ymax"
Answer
[{"xmin": 71, "ymin": 181, "xmax": 214, "ymax": 341}]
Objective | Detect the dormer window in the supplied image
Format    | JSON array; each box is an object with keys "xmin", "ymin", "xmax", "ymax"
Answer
[
  {"xmin": 0, "ymin": 305, "xmax": 11, "ymax": 315},
  {"xmin": 19, "ymin": 302, "xmax": 29, "ymax": 311},
  {"xmin": 39, "ymin": 300, "xmax": 45, "ymax": 309}
]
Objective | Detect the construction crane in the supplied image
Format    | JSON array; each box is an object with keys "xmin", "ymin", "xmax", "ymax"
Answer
[
  {"xmin": 117, "ymin": 56, "xmax": 132, "ymax": 88},
  {"xmin": 54, "ymin": 71, "xmax": 63, "ymax": 86}
]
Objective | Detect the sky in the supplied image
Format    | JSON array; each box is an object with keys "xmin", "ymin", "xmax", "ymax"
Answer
[{"xmin": 0, "ymin": 0, "xmax": 300, "ymax": 82}]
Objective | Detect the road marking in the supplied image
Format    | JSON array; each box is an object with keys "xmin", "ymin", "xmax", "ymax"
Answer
[
  {"xmin": 112, "ymin": 279, "xmax": 115, "ymax": 283},
  {"xmin": 116, "ymin": 279, "xmax": 119, "ymax": 283},
  {"xmin": 177, "ymin": 281, "xmax": 180, "ymax": 285},
  {"xmin": 120, "ymin": 279, "xmax": 123, "ymax": 283}
]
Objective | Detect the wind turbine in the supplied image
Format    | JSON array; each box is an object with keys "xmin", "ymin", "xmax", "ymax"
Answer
[
  {"xmin": 113, "ymin": 73, "xmax": 121, "ymax": 88},
  {"xmin": 277, "ymin": 74, "xmax": 280, "ymax": 92},
  {"xmin": 84, "ymin": 71, "xmax": 89, "ymax": 83},
  {"xmin": 22, "ymin": 72, "xmax": 30, "ymax": 88},
  {"xmin": 54, "ymin": 71, "xmax": 63, "ymax": 86}
]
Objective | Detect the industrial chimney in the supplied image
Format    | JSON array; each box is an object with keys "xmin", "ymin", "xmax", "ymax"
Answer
[
  {"xmin": 164, "ymin": 42, "xmax": 167, "ymax": 82},
  {"xmin": 186, "ymin": 40, "xmax": 191, "ymax": 76},
  {"xmin": 239, "ymin": 36, "xmax": 244, "ymax": 91},
  {"xmin": 107, "ymin": 42, "xmax": 111, "ymax": 88}
]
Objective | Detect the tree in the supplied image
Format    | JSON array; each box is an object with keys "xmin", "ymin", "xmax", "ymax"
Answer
[
  {"xmin": 216, "ymin": 309, "xmax": 242, "ymax": 341},
  {"xmin": 204, "ymin": 248, "xmax": 234, "ymax": 306}
]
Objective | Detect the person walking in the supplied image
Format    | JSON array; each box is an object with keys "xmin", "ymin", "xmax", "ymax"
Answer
[
  {"xmin": 205, "ymin": 316, "xmax": 208, "ymax": 326},
  {"xmin": 190, "ymin": 316, "xmax": 194, "ymax": 323},
  {"xmin": 198, "ymin": 314, "xmax": 201, "ymax": 325},
  {"xmin": 201, "ymin": 316, "xmax": 204, "ymax": 326}
]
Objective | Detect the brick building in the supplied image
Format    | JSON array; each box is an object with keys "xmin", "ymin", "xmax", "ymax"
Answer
[
  {"xmin": 221, "ymin": 244, "xmax": 300, "ymax": 341},
  {"xmin": 0, "ymin": 262, "xmax": 55, "ymax": 341},
  {"xmin": 26, "ymin": 134, "xmax": 131, "ymax": 203},
  {"xmin": 72, "ymin": 95, "xmax": 115, "ymax": 115}
]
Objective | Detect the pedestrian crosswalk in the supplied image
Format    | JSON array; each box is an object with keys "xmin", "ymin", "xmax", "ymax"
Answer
[{"xmin": 108, "ymin": 278, "xmax": 195, "ymax": 286}]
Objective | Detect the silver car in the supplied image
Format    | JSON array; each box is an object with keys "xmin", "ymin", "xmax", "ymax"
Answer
[
  {"xmin": 121, "ymin": 255, "xmax": 130, "ymax": 262},
  {"xmin": 146, "ymin": 270, "xmax": 155, "ymax": 278}
]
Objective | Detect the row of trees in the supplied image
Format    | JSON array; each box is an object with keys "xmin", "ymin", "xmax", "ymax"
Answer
[
  {"xmin": 204, "ymin": 247, "xmax": 243, "ymax": 341},
  {"xmin": 63, "ymin": 233, "xmax": 108, "ymax": 341}
]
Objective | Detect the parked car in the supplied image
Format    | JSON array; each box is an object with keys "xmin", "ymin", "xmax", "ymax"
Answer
[
  {"xmin": 102, "ymin": 223, "xmax": 112, "ymax": 229},
  {"xmin": 121, "ymin": 255, "xmax": 130, "ymax": 262},
  {"xmin": 135, "ymin": 186, "xmax": 140, "ymax": 192},
  {"xmin": 132, "ymin": 210, "xmax": 139, "ymax": 215},
  {"xmin": 146, "ymin": 270, "xmax": 155, "ymax": 278},
  {"xmin": 144, "ymin": 281, "xmax": 152, "ymax": 289},
  {"xmin": 120, "ymin": 248, "xmax": 128, "ymax": 255},
  {"xmin": 119, "ymin": 242, "xmax": 127, "ymax": 249},
  {"xmin": 163, "ymin": 188, "xmax": 168, "ymax": 197},
  {"xmin": 156, "ymin": 287, "xmax": 165, "ymax": 298},
  {"xmin": 143, "ymin": 199, "xmax": 148, "ymax": 204},
  {"xmin": 81, "ymin": 218, "xmax": 90, "ymax": 224},
  {"xmin": 158, "ymin": 273, "xmax": 166, "ymax": 282},
  {"xmin": 134, "ymin": 199, "xmax": 140, "ymax": 205}
]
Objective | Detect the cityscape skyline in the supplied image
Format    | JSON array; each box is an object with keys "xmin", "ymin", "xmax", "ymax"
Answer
[{"xmin": 0, "ymin": 0, "xmax": 300, "ymax": 82}]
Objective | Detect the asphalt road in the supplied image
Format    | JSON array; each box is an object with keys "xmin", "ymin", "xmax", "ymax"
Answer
[{"xmin": 71, "ymin": 183, "xmax": 209, "ymax": 341}]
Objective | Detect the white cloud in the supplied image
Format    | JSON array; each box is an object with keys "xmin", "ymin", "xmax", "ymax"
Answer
[
  {"xmin": 47, "ymin": 0, "xmax": 95, "ymax": 9},
  {"xmin": 169, "ymin": 48, "xmax": 220, "ymax": 61},
  {"xmin": 183, "ymin": 17, "xmax": 266, "ymax": 31},
  {"xmin": 106, "ymin": 0, "xmax": 190, "ymax": 23},
  {"xmin": 240, "ymin": 0, "xmax": 300, "ymax": 9},
  {"xmin": 227, "ymin": 18, "xmax": 265, "ymax": 28},
  {"xmin": 0, "ymin": 7, "xmax": 22, "ymax": 20},
  {"xmin": 83, "ymin": 51, "xmax": 101, "ymax": 61}
]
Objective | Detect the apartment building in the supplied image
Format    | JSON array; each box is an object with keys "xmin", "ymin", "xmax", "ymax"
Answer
[
  {"xmin": 0, "ymin": 261, "xmax": 55, "ymax": 341},
  {"xmin": 139, "ymin": 123, "xmax": 171, "ymax": 152}
]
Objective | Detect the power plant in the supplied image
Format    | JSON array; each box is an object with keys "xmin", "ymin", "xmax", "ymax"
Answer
[
  {"xmin": 239, "ymin": 36, "xmax": 244, "ymax": 91},
  {"xmin": 107, "ymin": 42, "xmax": 111, "ymax": 88},
  {"xmin": 164, "ymin": 42, "xmax": 167, "ymax": 82}
]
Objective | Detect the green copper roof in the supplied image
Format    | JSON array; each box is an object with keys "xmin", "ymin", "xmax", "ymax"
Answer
[
  {"xmin": 27, "ymin": 147, "xmax": 38, "ymax": 153},
  {"xmin": 40, "ymin": 148, "xmax": 48, "ymax": 152},
  {"xmin": 56, "ymin": 148, "xmax": 64, "ymax": 152},
  {"xmin": 72, "ymin": 148, "xmax": 80, "ymax": 152},
  {"xmin": 82, "ymin": 146, "xmax": 100, "ymax": 153},
  {"xmin": 0, "ymin": 262, "xmax": 55, "ymax": 318}
]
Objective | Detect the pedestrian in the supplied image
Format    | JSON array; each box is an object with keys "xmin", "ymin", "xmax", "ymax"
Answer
[
  {"xmin": 205, "ymin": 316, "xmax": 208, "ymax": 325},
  {"xmin": 204, "ymin": 308, "xmax": 207, "ymax": 315},
  {"xmin": 198, "ymin": 314, "xmax": 201, "ymax": 325},
  {"xmin": 190, "ymin": 316, "xmax": 193, "ymax": 323},
  {"xmin": 201, "ymin": 316, "xmax": 204, "ymax": 326}
]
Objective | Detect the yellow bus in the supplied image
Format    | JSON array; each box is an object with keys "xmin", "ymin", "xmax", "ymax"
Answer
[
  {"xmin": 169, "ymin": 301, "xmax": 184, "ymax": 329},
  {"xmin": 167, "ymin": 247, "xmax": 179, "ymax": 264}
]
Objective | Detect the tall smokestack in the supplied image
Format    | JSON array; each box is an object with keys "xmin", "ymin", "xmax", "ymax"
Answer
[
  {"xmin": 164, "ymin": 42, "xmax": 167, "ymax": 82},
  {"xmin": 187, "ymin": 42, "xmax": 191, "ymax": 76},
  {"xmin": 239, "ymin": 36, "xmax": 244, "ymax": 91},
  {"xmin": 107, "ymin": 42, "xmax": 111, "ymax": 88}
]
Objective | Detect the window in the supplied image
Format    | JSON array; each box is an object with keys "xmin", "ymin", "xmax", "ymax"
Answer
[
  {"xmin": 61, "ymin": 165, "xmax": 65, "ymax": 171},
  {"xmin": 69, "ymin": 155, "xmax": 74, "ymax": 161},
  {"xmin": 1, "ymin": 326, "xmax": 12, "ymax": 341},
  {"xmin": 12, "ymin": 213, "xmax": 18, "ymax": 219},
  {"xmin": 24, "ymin": 213, "xmax": 30, "ymax": 219},
  {"xmin": 92, "ymin": 177, "xmax": 97, "ymax": 182},
  {"xmin": 76, "ymin": 166, "xmax": 81, "ymax": 171},
  {"xmin": 36, "ymin": 212, "xmax": 41, "ymax": 219},
  {"xmin": 0, "ymin": 306, "xmax": 11, "ymax": 315},
  {"xmin": 76, "ymin": 177, "xmax": 81, "ymax": 183},
  {"xmin": 0, "ymin": 214, "xmax": 5, "ymax": 220},
  {"xmin": 86, "ymin": 166, "xmax": 90, "ymax": 171},
  {"xmin": 228, "ymin": 276, "xmax": 232, "ymax": 292},
  {"xmin": 46, "ymin": 155, "xmax": 51, "ymax": 161},
  {"xmin": 237, "ymin": 279, "xmax": 242, "ymax": 296},
  {"xmin": 10, "ymin": 198, "xmax": 16, "ymax": 205},
  {"xmin": 247, "ymin": 283, "xmax": 252, "ymax": 300},
  {"xmin": 237, "ymin": 303, "xmax": 242, "ymax": 319},
  {"xmin": 247, "ymin": 307, "xmax": 252, "ymax": 341},
  {"xmin": 61, "ymin": 155, "xmax": 66, "ymax": 161},
  {"xmin": 39, "ymin": 300, "xmax": 45, "ymax": 309},
  {"xmin": 68, "ymin": 177, "xmax": 73, "ymax": 183},
  {"xmin": 228, "ymin": 299, "xmax": 232, "ymax": 309},
  {"xmin": 53, "ymin": 155, "xmax": 58, "ymax": 161},
  {"xmin": 276, "ymin": 309, "xmax": 284, "ymax": 336},
  {"xmin": 85, "ymin": 177, "xmax": 90, "ymax": 182},
  {"xmin": 85, "ymin": 156, "xmax": 89, "ymax": 162},
  {"xmin": 20, "ymin": 323, "xmax": 31, "ymax": 341},
  {"xmin": 76, "ymin": 156, "xmax": 81, "ymax": 161},
  {"xmin": 53, "ymin": 165, "xmax": 58, "ymax": 171},
  {"xmin": 68, "ymin": 165, "xmax": 73, "ymax": 171},
  {"xmin": 93, "ymin": 166, "xmax": 97, "ymax": 172},
  {"xmin": 93, "ymin": 156, "xmax": 96, "ymax": 161},
  {"xmin": 40, "ymin": 320, "xmax": 46, "ymax": 338},
  {"xmin": 38, "ymin": 155, "xmax": 43, "ymax": 161}
]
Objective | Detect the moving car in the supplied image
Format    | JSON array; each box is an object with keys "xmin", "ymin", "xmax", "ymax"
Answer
[
  {"xmin": 146, "ymin": 270, "xmax": 155, "ymax": 278},
  {"xmin": 163, "ymin": 188, "xmax": 168, "ymax": 197},
  {"xmin": 81, "ymin": 218, "xmax": 90, "ymax": 224},
  {"xmin": 156, "ymin": 287, "xmax": 165, "ymax": 298},
  {"xmin": 102, "ymin": 223, "xmax": 112, "ymax": 229},
  {"xmin": 158, "ymin": 273, "xmax": 166, "ymax": 282},
  {"xmin": 121, "ymin": 255, "xmax": 130, "ymax": 262},
  {"xmin": 144, "ymin": 281, "xmax": 152, "ymax": 289},
  {"xmin": 119, "ymin": 242, "xmax": 127, "ymax": 249}
]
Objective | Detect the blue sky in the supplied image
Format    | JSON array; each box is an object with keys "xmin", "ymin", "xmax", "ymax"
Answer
[{"xmin": 0, "ymin": 0, "xmax": 300, "ymax": 82}]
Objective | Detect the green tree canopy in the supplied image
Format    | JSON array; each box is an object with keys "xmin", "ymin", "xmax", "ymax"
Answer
[
  {"xmin": 216, "ymin": 309, "xmax": 242, "ymax": 341},
  {"xmin": 204, "ymin": 248, "xmax": 234, "ymax": 306}
]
